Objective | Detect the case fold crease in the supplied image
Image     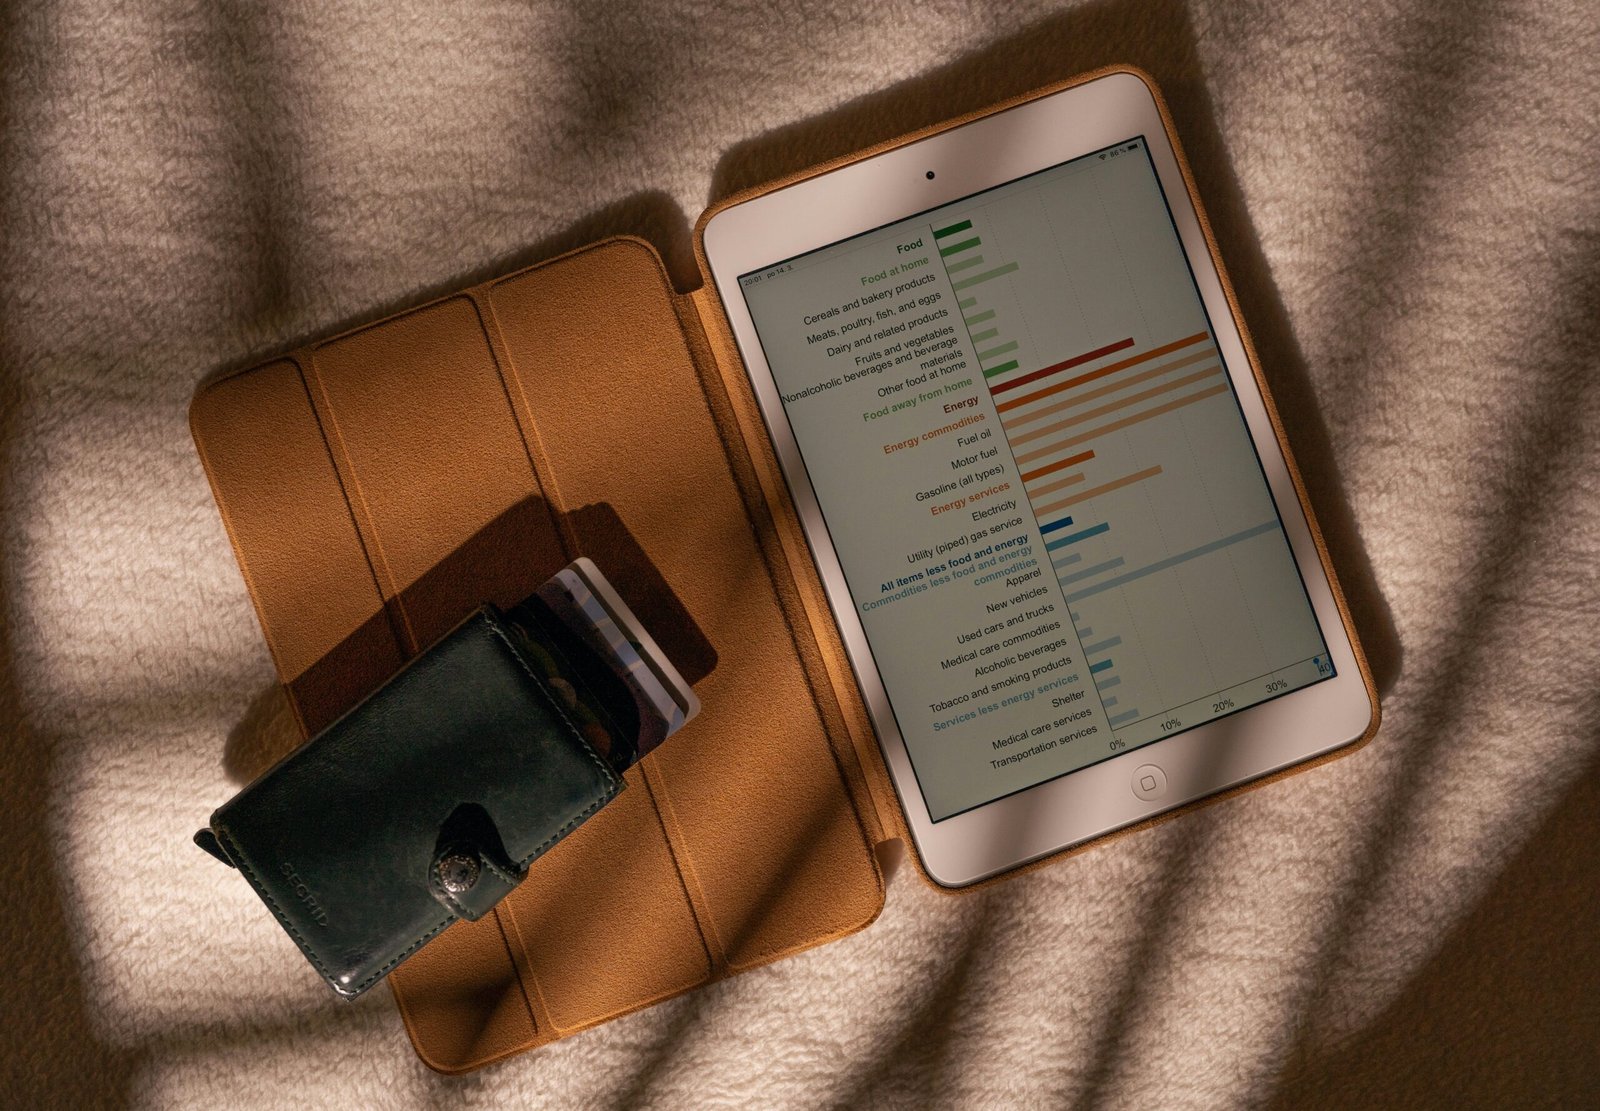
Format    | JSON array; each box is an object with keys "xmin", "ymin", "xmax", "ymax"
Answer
[{"xmin": 188, "ymin": 66, "xmax": 1377, "ymax": 1074}]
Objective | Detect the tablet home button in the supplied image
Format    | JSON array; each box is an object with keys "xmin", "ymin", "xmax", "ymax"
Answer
[{"xmin": 1132, "ymin": 764, "xmax": 1168, "ymax": 802}]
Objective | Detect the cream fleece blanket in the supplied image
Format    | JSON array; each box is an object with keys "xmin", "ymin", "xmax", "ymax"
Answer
[{"xmin": 4, "ymin": 1, "xmax": 1597, "ymax": 1107}]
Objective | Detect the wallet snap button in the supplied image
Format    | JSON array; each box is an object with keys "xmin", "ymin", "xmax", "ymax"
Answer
[{"xmin": 437, "ymin": 850, "xmax": 481, "ymax": 894}]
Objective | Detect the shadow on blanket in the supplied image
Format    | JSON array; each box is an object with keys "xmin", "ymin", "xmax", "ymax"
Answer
[
  {"xmin": 595, "ymin": 0, "xmax": 1407, "ymax": 1105},
  {"xmin": 1266, "ymin": 749, "xmax": 1600, "ymax": 1107},
  {"xmin": 13, "ymin": 0, "xmax": 1595, "ymax": 1101},
  {"xmin": 0, "ymin": 410, "xmax": 145, "ymax": 1108}
]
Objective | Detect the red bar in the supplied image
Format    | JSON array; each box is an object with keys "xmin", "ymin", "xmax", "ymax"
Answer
[
  {"xmin": 989, "ymin": 337, "xmax": 1135, "ymax": 397},
  {"xmin": 996, "ymin": 331, "xmax": 1212, "ymax": 415}
]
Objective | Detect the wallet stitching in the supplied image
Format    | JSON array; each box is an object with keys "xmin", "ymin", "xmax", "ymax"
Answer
[
  {"xmin": 429, "ymin": 855, "xmax": 519, "ymax": 921},
  {"xmin": 433, "ymin": 882, "xmax": 469, "ymax": 920},
  {"xmin": 479, "ymin": 854, "xmax": 520, "ymax": 886},
  {"xmin": 216, "ymin": 614, "xmax": 623, "ymax": 998},
  {"xmin": 479, "ymin": 618, "xmax": 619, "ymax": 867},
  {"xmin": 214, "ymin": 823, "xmax": 455, "ymax": 995},
  {"xmin": 480, "ymin": 613, "xmax": 623, "ymax": 822},
  {"xmin": 353, "ymin": 917, "xmax": 456, "ymax": 992}
]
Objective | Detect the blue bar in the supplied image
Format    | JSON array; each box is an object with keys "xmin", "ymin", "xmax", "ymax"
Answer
[
  {"xmin": 1100, "ymin": 695, "xmax": 1118, "ymax": 709},
  {"xmin": 1039, "ymin": 515, "xmax": 1076, "ymax": 536},
  {"xmin": 1064, "ymin": 521, "xmax": 1280, "ymax": 604},
  {"xmin": 1089, "ymin": 659, "xmax": 1115, "ymax": 674},
  {"xmin": 1044, "ymin": 522, "xmax": 1110, "ymax": 551},
  {"xmin": 1051, "ymin": 552, "xmax": 1082, "ymax": 570},
  {"xmin": 1076, "ymin": 626, "xmax": 1093, "ymax": 638},
  {"xmin": 1095, "ymin": 675, "xmax": 1122, "ymax": 692},
  {"xmin": 1057, "ymin": 556, "xmax": 1125, "ymax": 586},
  {"xmin": 1083, "ymin": 635, "xmax": 1122, "ymax": 656},
  {"xmin": 1107, "ymin": 708, "xmax": 1139, "ymax": 726}
]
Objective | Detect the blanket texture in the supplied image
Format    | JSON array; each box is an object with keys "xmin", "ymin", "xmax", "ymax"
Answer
[{"xmin": 3, "ymin": 1, "xmax": 1597, "ymax": 1107}]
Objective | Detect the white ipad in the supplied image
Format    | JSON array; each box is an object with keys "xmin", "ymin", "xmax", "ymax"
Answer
[{"xmin": 701, "ymin": 68, "xmax": 1378, "ymax": 887}]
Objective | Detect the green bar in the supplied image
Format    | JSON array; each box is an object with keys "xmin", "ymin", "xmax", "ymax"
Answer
[
  {"xmin": 952, "ymin": 260, "xmax": 1020, "ymax": 291},
  {"xmin": 958, "ymin": 296, "xmax": 977, "ymax": 309},
  {"xmin": 969, "ymin": 327, "xmax": 999, "ymax": 344},
  {"xmin": 982, "ymin": 359, "xmax": 1020, "ymax": 380},
  {"xmin": 933, "ymin": 219, "xmax": 973, "ymax": 239},
  {"xmin": 938, "ymin": 236, "xmax": 981, "ymax": 257},
  {"xmin": 978, "ymin": 340, "xmax": 1019, "ymax": 362},
  {"xmin": 964, "ymin": 309, "xmax": 996, "ymax": 326},
  {"xmin": 945, "ymin": 254, "xmax": 985, "ymax": 274}
]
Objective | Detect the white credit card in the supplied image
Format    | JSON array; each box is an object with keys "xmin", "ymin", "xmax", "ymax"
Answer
[{"xmin": 536, "ymin": 557, "xmax": 700, "ymax": 757}]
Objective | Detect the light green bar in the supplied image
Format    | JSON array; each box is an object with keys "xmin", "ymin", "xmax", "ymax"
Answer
[
  {"xmin": 963, "ymin": 309, "xmax": 996, "ymax": 326},
  {"xmin": 969, "ymin": 327, "xmax": 999, "ymax": 344},
  {"xmin": 958, "ymin": 296, "xmax": 978, "ymax": 309},
  {"xmin": 945, "ymin": 254, "xmax": 985, "ymax": 274},
  {"xmin": 951, "ymin": 260, "xmax": 1020, "ymax": 291},
  {"xmin": 978, "ymin": 340, "xmax": 1019, "ymax": 362}
]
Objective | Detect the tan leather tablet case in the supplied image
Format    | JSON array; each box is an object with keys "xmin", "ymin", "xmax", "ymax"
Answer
[{"xmin": 190, "ymin": 67, "xmax": 1377, "ymax": 1073}]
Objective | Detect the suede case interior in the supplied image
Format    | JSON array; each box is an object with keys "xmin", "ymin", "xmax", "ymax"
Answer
[
  {"xmin": 191, "ymin": 238, "xmax": 894, "ymax": 1072},
  {"xmin": 188, "ymin": 65, "xmax": 1378, "ymax": 1074}
]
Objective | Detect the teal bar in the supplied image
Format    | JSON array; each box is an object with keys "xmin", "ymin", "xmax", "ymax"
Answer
[
  {"xmin": 945, "ymin": 254, "xmax": 986, "ymax": 274},
  {"xmin": 1095, "ymin": 675, "xmax": 1122, "ymax": 692},
  {"xmin": 1056, "ymin": 556, "xmax": 1126, "ymax": 586},
  {"xmin": 934, "ymin": 219, "xmax": 973, "ymax": 239},
  {"xmin": 939, "ymin": 236, "xmax": 981, "ymax": 257},
  {"xmin": 1064, "ymin": 521, "xmax": 1280, "ymax": 604},
  {"xmin": 952, "ymin": 260, "xmax": 1020, "ymax": 291},
  {"xmin": 1107, "ymin": 708, "xmax": 1139, "ymax": 726},
  {"xmin": 1044, "ymin": 521, "xmax": 1110, "ymax": 551},
  {"xmin": 1083, "ymin": 635, "xmax": 1123, "ymax": 656}
]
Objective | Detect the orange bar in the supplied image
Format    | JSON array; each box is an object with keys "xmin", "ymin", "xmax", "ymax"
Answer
[
  {"xmin": 1003, "ymin": 349, "xmax": 1216, "ymax": 432},
  {"xmin": 1020, "ymin": 449, "xmax": 1095, "ymax": 484},
  {"xmin": 996, "ymin": 331, "xmax": 1210, "ymax": 414},
  {"xmin": 989, "ymin": 337, "xmax": 1135, "ymax": 395},
  {"xmin": 1009, "ymin": 364, "xmax": 1222, "ymax": 448},
  {"xmin": 1027, "ymin": 471, "xmax": 1086, "ymax": 498},
  {"xmin": 1013, "ymin": 382, "xmax": 1229, "ymax": 466},
  {"xmin": 1034, "ymin": 465, "xmax": 1163, "ymax": 516}
]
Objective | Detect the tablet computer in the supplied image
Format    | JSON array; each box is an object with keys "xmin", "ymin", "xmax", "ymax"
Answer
[{"xmin": 701, "ymin": 67, "xmax": 1379, "ymax": 887}]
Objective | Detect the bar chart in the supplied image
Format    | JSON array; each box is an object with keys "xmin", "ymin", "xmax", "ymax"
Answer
[
  {"xmin": 741, "ymin": 138, "xmax": 1333, "ymax": 810},
  {"xmin": 936, "ymin": 205, "xmax": 1327, "ymax": 748}
]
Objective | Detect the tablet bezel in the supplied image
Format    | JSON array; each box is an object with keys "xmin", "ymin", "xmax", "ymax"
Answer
[{"xmin": 701, "ymin": 67, "xmax": 1377, "ymax": 887}]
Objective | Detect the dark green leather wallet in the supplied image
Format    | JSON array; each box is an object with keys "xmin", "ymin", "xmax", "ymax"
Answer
[{"xmin": 195, "ymin": 598, "xmax": 640, "ymax": 998}]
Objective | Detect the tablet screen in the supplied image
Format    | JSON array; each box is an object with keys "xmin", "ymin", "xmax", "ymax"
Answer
[{"xmin": 736, "ymin": 137, "xmax": 1333, "ymax": 822}]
